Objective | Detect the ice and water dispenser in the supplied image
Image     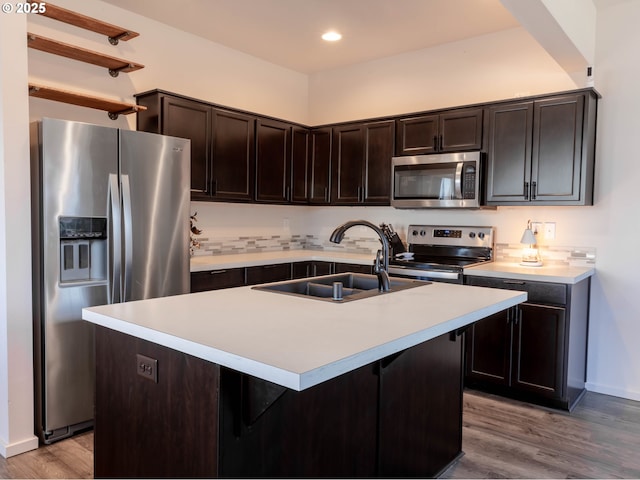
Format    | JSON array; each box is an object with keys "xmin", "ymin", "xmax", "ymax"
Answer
[{"xmin": 59, "ymin": 216, "xmax": 107, "ymax": 284}]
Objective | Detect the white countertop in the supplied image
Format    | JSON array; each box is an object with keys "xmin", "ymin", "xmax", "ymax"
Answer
[
  {"xmin": 190, "ymin": 250, "xmax": 375, "ymax": 272},
  {"xmin": 464, "ymin": 262, "xmax": 595, "ymax": 284},
  {"xmin": 83, "ymin": 281, "xmax": 526, "ymax": 391}
]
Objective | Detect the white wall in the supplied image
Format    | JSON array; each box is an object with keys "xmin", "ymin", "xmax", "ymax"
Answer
[
  {"xmin": 0, "ymin": 12, "xmax": 40, "ymax": 457},
  {"xmin": 27, "ymin": 0, "xmax": 309, "ymax": 127},
  {"xmin": 308, "ymin": 27, "xmax": 577, "ymax": 125}
]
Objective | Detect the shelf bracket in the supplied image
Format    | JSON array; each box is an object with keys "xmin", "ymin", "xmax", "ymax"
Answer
[
  {"xmin": 108, "ymin": 107, "xmax": 138, "ymax": 120},
  {"xmin": 108, "ymin": 31, "xmax": 134, "ymax": 45},
  {"xmin": 108, "ymin": 64, "xmax": 135, "ymax": 78}
]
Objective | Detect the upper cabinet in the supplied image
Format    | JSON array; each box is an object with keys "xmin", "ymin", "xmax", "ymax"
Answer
[
  {"xmin": 137, "ymin": 91, "xmax": 255, "ymax": 202},
  {"xmin": 308, "ymin": 128, "xmax": 332, "ymax": 205},
  {"xmin": 136, "ymin": 88, "xmax": 598, "ymax": 208},
  {"xmin": 485, "ymin": 91, "xmax": 597, "ymax": 206},
  {"xmin": 332, "ymin": 120, "xmax": 395, "ymax": 205},
  {"xmin": 395, "ymin": 107, "xmax": 483, "ymax": 155}
]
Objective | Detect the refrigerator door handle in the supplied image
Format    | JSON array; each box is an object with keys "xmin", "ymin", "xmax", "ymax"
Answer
[
  {"xmin": 107, "ymin": 174, "xmax": 122, "ymax": 304},
  {"xmin": 121, "ymin": 174, "xmax": 134, "ymax": 302}
]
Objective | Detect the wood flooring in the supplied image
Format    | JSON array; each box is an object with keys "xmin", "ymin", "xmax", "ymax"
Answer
[{"xmin": 1, "ymin": 390, "xmax": 638, "ymax": 479}]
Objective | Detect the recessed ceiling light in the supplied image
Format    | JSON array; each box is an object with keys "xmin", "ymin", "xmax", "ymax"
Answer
[{"xmin": 322, "ymin": 31, "xmax": 342, "ymax": 42}]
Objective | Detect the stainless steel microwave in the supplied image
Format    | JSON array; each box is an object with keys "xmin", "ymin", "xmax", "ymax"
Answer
[{"xmin": 391, "ymin": 152, "xmax": 483, "ymax": 208}]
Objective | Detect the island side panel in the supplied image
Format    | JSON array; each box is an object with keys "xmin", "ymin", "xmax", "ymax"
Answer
[
  {"xmin": 94, "ymin": 326, "xmax": 220, "ymax": 478},
  {"xmin": 218, "ymin": 363, "xmax": 379, "ymax": 477},
  {"xmin": 378, "ymin": 331, "xmax": 464, "ymax": 477}
]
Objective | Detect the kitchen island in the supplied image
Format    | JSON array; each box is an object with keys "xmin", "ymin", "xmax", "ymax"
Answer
[{"xmin": 83, "ymin": 278, "xmax": 526, "ymax": 478}]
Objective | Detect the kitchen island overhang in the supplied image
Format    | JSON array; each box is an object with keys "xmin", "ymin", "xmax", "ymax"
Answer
[{"xmin": 82, "ymin": 281, "xmax": 527, "ymax": 391}]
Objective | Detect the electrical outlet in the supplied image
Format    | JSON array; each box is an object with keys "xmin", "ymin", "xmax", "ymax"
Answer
[
  {"xmin": 136, "ymin": 354, "xmax": 158, "ymax": 383},
  {"xmin": 544, "ymin": 222, "xmax": 556, "ymax": 240}
]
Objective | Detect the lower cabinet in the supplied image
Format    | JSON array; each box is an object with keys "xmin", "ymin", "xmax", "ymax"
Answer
[
  {"xmin": 95, "ymin": 327, "xmax": 464, "ymax": 478},
  {"xmin": 192, "ymin": 261, "xmax": 374, "ymax": 292},
  {"xmin": 464, "ymin": 275, "xmax": 589, "ymax": 411},
  {"xmin": 191, "ymin": 267, "xmax": 245, "ymax": 292}
]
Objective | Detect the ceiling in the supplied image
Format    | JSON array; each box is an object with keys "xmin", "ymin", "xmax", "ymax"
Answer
[{"xmin": 99, "ymin": 0, "xmax": 522, "ymax": 74}]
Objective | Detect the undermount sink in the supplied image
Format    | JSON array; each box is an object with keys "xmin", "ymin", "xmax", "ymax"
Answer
[{"xmin": 252, "ymin": 272, "xmax": 429, "ymax": 303}]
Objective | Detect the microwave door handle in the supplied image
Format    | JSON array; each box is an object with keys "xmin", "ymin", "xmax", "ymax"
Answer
[{"xmin": 454, "ymin": 163, "xmax": 463, "ymax": 199}]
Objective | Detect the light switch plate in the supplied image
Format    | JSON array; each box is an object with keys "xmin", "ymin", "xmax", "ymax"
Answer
[{"xmin": 544, "ymin": 222, "xmax": 556, "ymax": 240}]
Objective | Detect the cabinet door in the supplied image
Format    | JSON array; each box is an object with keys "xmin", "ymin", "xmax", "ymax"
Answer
[
  {"xmin": 395, "ymin": 114, "xmax": 439, "ymax": 155},
  {"xmin": 291, "ymin": 127, "xmax": 310, "ymax": 204},
  {"xmin": 332, "ymin": 125, "xmax": 364, "ymax": 204},
  {"xmin": 464, "ymin": 309, "xmax": 512, "ymax": 386},
  {"xmin": 309, "ymin": 128, "xmax": 332, "ymax": 204},
  {"xmin": 362, "ymin": 120, "xmax": 394, "ymax": 205},
  {"xmin": 379, "ymin": 332, "xmax": 463, "ymax": 477},
  {"xmin": 334, "ymin": 263, "xmax": 373, "ymax": 275},
  {"xmin": 255, "ymin": 119, "xmax": 291, "ymax": 203},
  {"xmin": 190, "ymin": 269, "xmax": 246, "ymax": 292},
  {"xmin": 531, "ymin": 94, "xmax": 584, "ymax": 202},
  {"xmin": 211, "ymin": 109, "xmax": 255, "ymax": 202},
  {"xmin": 486, "ymin": 101, "xmax": 534, "ymax": 203},
  {"xmin": 511, "ymin": 303, "xmax": 565, "ymax": 399},
  {"xmin": 245, "ymin": 263, "xmax": 292, "ymax": 285},
  {"xmin": 160, "ymin": 96, "xmax": 212, "ymax": 200},
  {"xmin": 439, "ymin": 108, "xmax": 483, "ymax": 152}
]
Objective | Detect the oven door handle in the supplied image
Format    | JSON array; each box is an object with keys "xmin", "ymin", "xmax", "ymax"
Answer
[{"xmin": 388, "ymin": 266, "xmax": 460, "ymax": 280}]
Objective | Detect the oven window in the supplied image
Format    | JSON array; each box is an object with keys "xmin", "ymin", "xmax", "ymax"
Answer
[{"xmin": 394, "ymin": 164, "xmax": 457, "ymax": 199}]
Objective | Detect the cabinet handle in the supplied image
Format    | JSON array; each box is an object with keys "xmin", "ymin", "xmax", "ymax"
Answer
[
  {"xmin": 433, "ymin": 135, "xmax": 438, "ymax": 151},
  {"xmin": 285, "ymin": 186, "xmax": 291, "ymax": 202},
  {"xmin": 523, "ymin": 181, "xmax": 529, "ymax": 200},
  {"xmin": 439, "ymin": 135, "xmax": 444, "ymax": 152},
  {"xmin": 531, "ymin": 181, "xmax": 537, "ymax": 200},
  {"xmin": 211, "ymin": 179, "xmax": 217, "ymax": 196},
  {"xmin": 324, "ymin": 187, "xmax": 329, "ymax": 203},
  {"xmin": 209, "ymin": 270, "xmax": 227, "ymax": 275},
  {"xmin": 503, "ymin": 280, "xmax": 526, "ymax": 285}
]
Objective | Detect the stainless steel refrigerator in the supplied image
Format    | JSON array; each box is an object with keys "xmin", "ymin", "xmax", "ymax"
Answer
[{"xmin": 30, "ymin": 117, "xmax": 191, "ymax": 444}]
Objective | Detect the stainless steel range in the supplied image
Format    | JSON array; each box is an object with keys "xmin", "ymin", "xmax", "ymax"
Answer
[{"xmin": 388, "ymin": 225, "xmax": 494, "ymax": 284}]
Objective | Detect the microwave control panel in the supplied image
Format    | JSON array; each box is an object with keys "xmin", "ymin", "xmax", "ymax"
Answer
[{"xmin": 462, "ymin": 163, "xmax": 476, "ymax": 199}]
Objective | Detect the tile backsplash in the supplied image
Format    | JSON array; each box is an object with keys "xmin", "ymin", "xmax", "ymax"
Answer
[
  {"xmin": 191, "ymin": 234, "xmax": 381, "ymax": 256},
  {"xmin": 192, "ymin": 234, "xmax": 596, "ymax": 266}
]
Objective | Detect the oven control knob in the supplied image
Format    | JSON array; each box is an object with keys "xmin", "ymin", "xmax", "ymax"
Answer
[
  {"xmin": 478, "ymin": 232, "xmax": 486, "ymax": 239},
  {"xmin": 420, "ymin": 230, "xmax": 426, "ymax": 236},
  {"xmin": 412, "ymin": 229, "xmax": 419, "ymax": 237},
  {"xmin": 469, "ymin": 232, "xmax": 476, "ymax": 238}
]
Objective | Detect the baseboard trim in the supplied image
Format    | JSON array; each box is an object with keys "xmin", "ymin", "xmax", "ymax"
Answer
[
  {"xmin": 0, "ymin": 435, "xmax": 39, "ymax": 459},
  {"xmin": 586, "ymin": 382, "xmax": 640, "ymax": 402}
]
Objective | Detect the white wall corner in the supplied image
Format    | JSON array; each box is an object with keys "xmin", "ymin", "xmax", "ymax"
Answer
[
  {"xmin": 0, "ymin": 11, "xmax": 38, "ymax": 458},
  {"xmin": 500, "ymin": 0, "xmax": 596, "ymax": 87}
]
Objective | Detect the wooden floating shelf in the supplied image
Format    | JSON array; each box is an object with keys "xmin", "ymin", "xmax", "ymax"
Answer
[
  {"xmin": 28, "ymin": 1, "xmax": 139, "ymax": 44},
  {"xmin": 29, "ymin": 83, "xmax": 147, "ymax": 120},
  {"xmin": 27, "ymin": 33, "xmax": 144, "ymax": 77}
]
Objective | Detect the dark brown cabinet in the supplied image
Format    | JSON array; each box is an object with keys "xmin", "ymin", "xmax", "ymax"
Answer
[
  {"xmin": 210, "ymin": 108, "xmax": 255, "ymax": 202},
  {"xmin": 255, "ymin": 118, "xmax": 291, "ymax": 203},
  {"xmin": 332, "ymin": 120, "xmax": 394, "ymax": 205},
  {"xmin": 136, "ymin": 93, "xmax": 213, "ymax": 199},
  {"xmin": 245, "ymin": 263, "xmax": 292, "ymax": 285},
  {"xmin": 464, "ymin": 275, "xmax": 589, "ymax": 410},
  {"xmin": 308, "ymin": 127, "xmax": 332, "ymax": 204},
  {"xmin": 136, "ymin": 91, "xmax": 255, "ymax": 203},
  {"xmin": 486, "ymin": 91, "xmax": 597, "ymax": 205},
  {"xmin": 334, "ymin": 262, "xmax": 374, "ymax": 275},
  {"xmin": 291, "ymin": 261, "xmax": 333, "ymax": 278},
  {"xmin": 291, "ymin": 127, "xmax": 311, "ymax": 204},
  {"xmin": 395, "ymin": 107, "xmax": 483, "ymax": 155},
  {"xmin": 190, "ymin": 268, "xmax": 246, "ymax": 293}
]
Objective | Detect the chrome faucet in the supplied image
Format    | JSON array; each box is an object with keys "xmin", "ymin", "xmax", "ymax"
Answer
[{"xmin": 329, "ymin": 220, "xmax": 391, "ymax": 292}]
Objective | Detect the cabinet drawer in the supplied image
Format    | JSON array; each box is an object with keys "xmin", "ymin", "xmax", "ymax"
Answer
[
  {"xmin": 465, "ymin": 276, "xmax": 567, "ymax": 305},
  {"xmin": 191, "ymin": 268, "xmax": 246, "ymax": 292},
  {"xmin": 246, "ymin": 263, "xmax": 292, "ymax": 285}
]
